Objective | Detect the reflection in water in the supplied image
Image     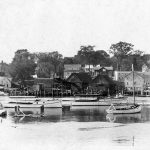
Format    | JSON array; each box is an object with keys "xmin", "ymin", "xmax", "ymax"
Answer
[
  {"xmin": 6, "ymin": 105, "xmax": 150, "ymax": 124},
  {"xmin": 106, "ymin": 113, "xmax": 142, "ymax": 123},
  {"xmin": 1, "ymin": 104, "xmax": 150, "ymax": 150},
  {"xmin": 8, "ymin": 108, "xmax": 63, "ymax": 123},
  {"xmin": 78, "ymin": 124, "xmax": 125, "ymax": 131},
  {"xmin": 113, "ymin": 136, "xmax": 135, "ymax": 146}
]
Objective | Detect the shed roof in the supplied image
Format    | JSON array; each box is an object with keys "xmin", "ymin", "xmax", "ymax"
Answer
[
  {"xmin": 92, "ymin": 74, "xmax": 115, "ymax": 86},
  {"xmin": 67, "ymin": 72, "xmax": 92, "ymax": 83}
]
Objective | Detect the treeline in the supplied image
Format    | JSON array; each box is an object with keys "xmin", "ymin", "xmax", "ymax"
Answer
[{"xmin": 8, "ymin": 41, "xmax": 150, "ymax": 86}]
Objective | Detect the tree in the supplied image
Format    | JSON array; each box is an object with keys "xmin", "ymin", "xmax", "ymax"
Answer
[
  {"xmin": 141, "ymin": 54, "xmax": 150, "ymax": 66},
  {"xmin": 77, "ymin": 45, "xmax": 95, "ymax": 71},
  {"xmin": 92, "ymin": 50, "xmax": 111, "ymax": 66},
  {"xmin": 132, "ymin": 50, "xmax": 144, "ymax": 71},
  {"xmin": 35, "ymin": 51, "xmax": 63, "ymax": 78},
  {"xmin": 34, "ymin": 53, "xmax": 53, "ymax": 78},
  {"xmin": 109, "ymin": 41, "xmax": 134, "ymax": 70},
  {"xmin": 50, "ymin": 51, "xmax": 63, "ymax": 77},
  {"xmin": 9, "ymin": 49, "xmax": 36, "ymax": 87},
  {"xmin": 63, "ymin": 57, "xmax": 79, "ymax": 64}
]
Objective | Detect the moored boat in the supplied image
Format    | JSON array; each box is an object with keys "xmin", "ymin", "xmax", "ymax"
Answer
[
  {"xmin": 106, "ymin": 64, "xmax": 142, "ymax": 114},
  {"xmin": 3, "ymin": 98, "xmax": 62, "ymax": 108},
  {"xmin": 71, "ymin": 97, "xmax": 127, "ymax": 106},
  {"xmin": 106, "ymin": 103, "xmax": 142, "ymax": 114},
  {"xmin": 9, "ymin": 96, "xmax": 36, "ymax": 98}
]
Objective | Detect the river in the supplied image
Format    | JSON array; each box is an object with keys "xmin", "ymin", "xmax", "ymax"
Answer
[{"xmin": 0, "ymin": 96, "xmax": 150, "ymax": 150}]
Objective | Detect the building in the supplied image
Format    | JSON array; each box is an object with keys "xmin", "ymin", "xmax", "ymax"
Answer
[
  {"xmin": 90, "ymin": 74, "xmax": 116, "ymax": 95},
  {"xmin": 94, "ymin": 66, "xmax": 114, "ymax": 78},
  {"xmin": 116, "ymin": 70, "xmax": 150, "ymax": 95},
  {"xmin": 64, "ymin": 64, "xmax": 82, "ymax": 79},
  {"xmin": 114, "ymin": 71, "xmax": 131, "ymax": 82},
  {"xmin": 33, "ymin": 78, "xmax": 53, "ymax": 93},
  {"xmin": 0, "ymin": 76, "xmax": 12, "ymax": 89},
  {"xmin": 124, "ymin": 72, "xmax": 144, "ymax": 94},
  {"xmin": 0, "ymin": 61, "xmax": 10, "ymax": 77},
  {"xmin": 0, "ymin": 61, "xmax": 12, "ymax": 89},
  {"xmin": 67, "ymin": 72, "xmax": 92, "ymax": 93},
  {"xmin": 84, "ymin": 64, "xmax": 114, "ymax": 78}
]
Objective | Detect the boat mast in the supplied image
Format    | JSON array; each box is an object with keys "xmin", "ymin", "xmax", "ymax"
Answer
[
  {"xmin": 132, "ymin": 64, "xmax": 135, "ymax": 104},
  {"xmin": 52, "ymin": 73, "xmax": 54, "ymax": 100}
]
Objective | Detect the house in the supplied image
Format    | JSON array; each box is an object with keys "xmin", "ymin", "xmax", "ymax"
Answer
[
  {"xmin": 0, "ymin": 61, "xmax": 12, "ymax": 89},
  {"xmin": 0, "ymin": 61, "xmax": 11, "ymax": 77},
  {"xmin": 84, "ymin": 65, "xmax": 114, "ymax": 78},
  {"xmin": 94, "ymin": 66, "xmax": 114, "ymax": 78},
  {"xmin": 0, "ymin": 76, "xmax": 12, "ymax": 89},
  {"xmin": 26, "ymin": 78, "xmax": 62, "ymax": 96},
  {"xmin": 124, "ymin": 72, "xmax": 144, "ymax": 94},
  {"xmin": 123, "ymin": 70, "xmax": 150, "ymax": 95},
  {"xmin": 64, "ymin": 64, "xmax": 82, "ymax": 79},
  {"xmin": 90, "ymin": 74, "xmax": 116, "ymax": 95},
  {"xmin": 33, "ymin": 78, "xmax": 53, "ymax": 93},
  {"xmin": 67, "ymin": 72, "xmax": 92, "ymax": 93},
  {"xmin": 114, "ymin": 70, "xmax": 150, "ymax": 95},
  {"xmin": 114, "ymin": 71, "xmax": 131, "ymax": 82},
  {"xmin": 24, "ymin": 77, "xmax": 73, "ymax": 96},
  {"xmin": 84, "ymin": 65, "xmax": 95, "ymax": 75}
]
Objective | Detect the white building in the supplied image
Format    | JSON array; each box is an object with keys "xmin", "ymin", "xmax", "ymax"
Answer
[
  {"xmin": 114, "ymin": 70, "xmax": 150, "ymax": 94},
  {"xmin": 124, "ymin": 72, "xmax": 144, "ymax": 94}
]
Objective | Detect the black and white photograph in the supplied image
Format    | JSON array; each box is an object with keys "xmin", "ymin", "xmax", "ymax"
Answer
[{"xmin": 0, "ymin": 0, "xmax": 150, "ymax": 150}]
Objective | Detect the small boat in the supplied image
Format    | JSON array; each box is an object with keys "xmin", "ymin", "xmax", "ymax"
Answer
[
  {"xmin": 71, "ymin": 97, "xmax": 127, "ymax": 106},
  {"xmin": 0, "ymin": 103, "xmax": 7, "ymax": 116},
  {"xmin": 4, "ymin": 98, "xmax": 62, "ymax": 108},
  {"xmin": 9, "ymin": 96, "xmax": 36, "ymax": 98},
  {"xmin": 106, "ymin": 103, "xmax": 142, "ymax": 114},
  {"xmin": 106, "ymin": 64, "xmax": 142, "ymax": 114}
]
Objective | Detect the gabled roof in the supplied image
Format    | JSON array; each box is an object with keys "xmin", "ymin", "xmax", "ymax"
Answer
[
  {"xmin": 124, "ymin": 71, "xmax": 144, "ymax": 79},
  {"xmin": 92, "ymin": 74, "xmax": 115, "ymax": 85},
  {"xmin": 95, "ymin": 66, "xmax": 113, "ymax": 71},
  {"xmin": 67, "ymin": 72, "xmax": 92, "ymax": 83}
]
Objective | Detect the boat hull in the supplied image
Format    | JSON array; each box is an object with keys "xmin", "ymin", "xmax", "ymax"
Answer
[
  {"xmin": 4, "ymin": 101, "xmax": 62, "ymax": 108},
  {"xmin": 106, "ymin": 105, "xmax": 142, "ymax": 114},
  {"xmin": 71, "ymin": 99, "xmax": 127, "ymax": 106}
]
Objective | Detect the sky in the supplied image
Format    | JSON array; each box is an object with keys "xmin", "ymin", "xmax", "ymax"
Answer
[{"xmin": 1, "ymin": 0, "xmax": 150, "ymax": 63}]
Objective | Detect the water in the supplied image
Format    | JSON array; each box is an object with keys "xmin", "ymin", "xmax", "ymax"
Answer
[{"xmin": 1, "ymin": 97, "xmax": 150, "ymax": 150}]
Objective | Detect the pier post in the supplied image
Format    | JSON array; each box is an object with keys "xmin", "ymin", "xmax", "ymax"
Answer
[
  {"xmin": 15, "ymin": 106, "xmax": 20, "ymax": 115},
  {"xmin": 40, "ymin": 105, "xmax": 44, "ymax": 115}
]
